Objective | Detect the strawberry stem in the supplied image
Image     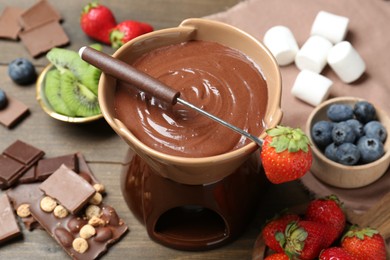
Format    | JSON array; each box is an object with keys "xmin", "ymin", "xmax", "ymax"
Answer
[{"xmin": 267, "ymin": 126, "xmax": 311, "ymax": 153}]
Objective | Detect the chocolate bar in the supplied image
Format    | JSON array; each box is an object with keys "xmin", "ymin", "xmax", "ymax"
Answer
[
  {"xmin": 19, "ymin": 0, "xmax": 61, "ymax": 30},
  {"xmin": 35, "ymin": 153, "xmax": 78, "ymax": 181},
  {"xmin": 0, "ymin": 193, "xmax": 21, "ymax": 244},
  {"xmin": 0, "ymin": 96, "xmax": 29, "ymax": 128},
  {"xmin": 39, "ymin": 165, "xmax": 96, "ymax": 214},
  {"xmin": 0, "ymin": 6, "xmax": 24, "ymax": 40}
]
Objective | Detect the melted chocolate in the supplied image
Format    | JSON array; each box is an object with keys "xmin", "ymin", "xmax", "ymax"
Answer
[{"xmin": 115, "ymin": 40, "xmax": 268, "ymax": 157}]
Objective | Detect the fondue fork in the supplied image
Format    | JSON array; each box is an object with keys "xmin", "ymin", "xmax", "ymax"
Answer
[{"xmin": 79, "ymin": 46, "xmax": 264, "ymax": 147}]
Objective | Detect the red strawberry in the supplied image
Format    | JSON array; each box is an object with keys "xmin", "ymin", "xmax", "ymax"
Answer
[
  {"xmin": 319, "ymin": 247, "xmax": 356, "ymax": 260},
  {"xmin": 110, "ymin": 20, "xmax": 153, "ymax": 49},
  {"xmin": 341, "ymin": 226, "xmax": 387, "ymax": 260},
  {"xmin": 260, "ymin": 126, "xmax": 312, "ymax": 184},
  {"xmin": 264, "ymin": 252, "xmax": 290, "ymax": 260},
  {"xmin": 282, "ymin": 220, "xmax": 332, "ymax": 260},
  {"xmin": 80, "ymin": 2, "xmax": 117, "ymax": 45},
  {"xmin": 305, "ymin": 194, "xmax": 346, "ymax": 246},
  {"xmin": 262, "ymin": 212, "xmax": 300, "ymax": 253}
]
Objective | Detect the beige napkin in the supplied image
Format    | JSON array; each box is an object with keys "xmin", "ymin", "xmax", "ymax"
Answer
[{"xmin": 207, "ymin": 0, "xmax": 390, "ymax": 211}]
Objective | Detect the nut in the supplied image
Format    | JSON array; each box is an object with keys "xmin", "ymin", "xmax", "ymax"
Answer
[
  {"xmin": 53, "ymin": 205, "xmax": 69, "ymax": 219},
  {"xmin": 79, "ymin": 224, "xmax": 96, "ymax": 239},
  {"xmin": 16, "ymin": 204, "xmax": 31, "ymax": 218},
  {"xmin": 88, "ymin": 216, "xmax": 105, "ymax": 227},
  {"xmin": 40, "ymin": 196, "xmax": 57, "ymax": 213},
  {"xmin": 72, "ymin": 237, "xmax": 88, "ymax": 253},
  {"xmin": 85, "ymin": 205, "xmax": 101, "ymax": 219},
  {"xmin": 93, "ymin": 183, "xmax": 105, "ymax": 193},
  {"xmin": 88, "ymin": 192, "xmax": 103, "ymax": 205}
]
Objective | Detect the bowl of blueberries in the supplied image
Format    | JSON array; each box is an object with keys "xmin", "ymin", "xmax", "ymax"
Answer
[{"xmin": 306, "ymin": 96, "xmax": 390, "ymax": 188}]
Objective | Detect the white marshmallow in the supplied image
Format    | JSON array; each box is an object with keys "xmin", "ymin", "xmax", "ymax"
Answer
[
  {"xmin": 291, "ymin": 70, "xmax": 333, "ymax": 106},
  {"xmin": 327, "ymin": 41, "xmax": 366, "ymax": 83},
  {"xmin": 295, "ymin": 35, "xmax": 333, "ymax": 73},
  {"xmin": 311, "ymin": 11, "xmax": 349, "ymax": 44},
  {"xmin": 263, "ymin": 26, "xmax": 299, "ymax": 66}
]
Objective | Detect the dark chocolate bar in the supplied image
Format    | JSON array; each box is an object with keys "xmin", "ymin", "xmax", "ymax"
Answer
[{"xmin": 35, "ymin": 153, "xmax": 78, "ymax": 181}]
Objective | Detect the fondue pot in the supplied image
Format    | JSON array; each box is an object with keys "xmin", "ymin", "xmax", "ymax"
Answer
[{"xmin": 98, "ymin": 18, "xmax": 282, "ymax": 251}]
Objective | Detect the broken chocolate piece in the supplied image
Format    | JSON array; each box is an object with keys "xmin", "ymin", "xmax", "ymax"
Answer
[
  {"xmin": 35, "ymin": 153, "xmax": 77, "ymax": 181},
  {"xmin": 39, "ymin": 165, "xmax": 95, "ymax": 214},
  {"xmin": 0, "ymin": 155, "xmax": 26, "ymax": 189},
  {"xmin": 6, "ymin": 183, "xmax": 42, "ymax": 230},
  {"xmin": 0, "ymin": 6, "xmax": 24, "ymax": 40},
  {"xmin": 0, "ymin": 193, "xmax": 21, "ymax": 244},
  {"xmin": 0, "ymin": 96, "xmax": 29, "ymax": 128},
  {"xmin": 19, "ymin": 20, "xmax": 69, "ymax": 57},
  {"xmin": 19, "ymin": 0, "xmax": 61, "ymax": 30},
  {"xmin": 4, "ymin": 140, "xmax": 45, "ymax": 165}
]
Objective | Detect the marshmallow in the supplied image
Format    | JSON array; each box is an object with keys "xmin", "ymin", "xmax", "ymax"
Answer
[
  {"xmin": 263, "ymin": 25, "xmax": 299, "ymax": 66},
  {"xmin": 311, "ymin": 11, "xmax": 349, "ymax": 44},
  {"xmin": 327, "ymin": 41, "xmax": 366, "ymax": 83},
  {"xmin": 291, "ymin": 70, "xmax": 333, "ymax": 106},
  {"xmin": 295, "ymin": 35, "xmax": 333, "ymax": 73}
]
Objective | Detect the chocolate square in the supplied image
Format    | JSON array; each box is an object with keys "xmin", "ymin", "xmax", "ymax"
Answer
[
  {"xmin": 0, "ymin": 155, "xmax": 25, "ymax": 189},
  {"xmin": 19, "ymin": 0, "xmax": 61, "ymax": 30},
  {"xmin": 0, "ymin": 96, "xmax": 30, "ymax": 128},
  {"xmin": 0, "ymin": 6, "xmax": 24, "ymax": 40},
  {"xmin": 19, "ymin": 20, "xmax": 69, "ymax": 57},
  {"xmin": 3, "ymin": 140, "xmax": 45, "ymax": 165},
  {"xmin": 39, "ymin": 164, "xmax": 96, "ymax": 214},
  {"xmin": 0, "ymin": 193, "xmax": 21, "ymax": 244},
  {"xmin": 35, "ymin": 153, "xmax": 78, "ymax": 181}
]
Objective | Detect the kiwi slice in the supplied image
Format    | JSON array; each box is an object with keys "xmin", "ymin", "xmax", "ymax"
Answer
[
  {"xmin": 46, "ymin": 47, "xmax": 100, "ymax": 94},
  {"xmin": 60, "ymin": 69, "xmax": 101, "ymax": 117},
  {"xmin": 44, "ymin": 69, "xmax": 76, "ymax": 116}
]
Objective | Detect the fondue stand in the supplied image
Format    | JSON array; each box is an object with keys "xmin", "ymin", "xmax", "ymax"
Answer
[{"xmin": 78, "ymin": 18, "xmax": 282, "ymax": 251}]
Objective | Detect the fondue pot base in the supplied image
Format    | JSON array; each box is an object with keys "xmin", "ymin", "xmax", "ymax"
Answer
[{"xmin": 120, "ymin": 149, "xmax": 268, "ymax": 251}]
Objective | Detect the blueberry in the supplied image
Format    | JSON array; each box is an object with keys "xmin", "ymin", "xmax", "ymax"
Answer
[
  {"xmin": 332, "ymin": 122, "xmax": 356, "ymax": 145},
  {"xmin": 311, "ymin": 120, "xmax": 334, "ymax": 148},
  {"xmin": 364, "ymin": 121, "xmax": 387, "ymax": 143},
  {"xmin": 8, "ymin": 58, "xmax": 37, "ymax": 85},
  {"xmin": 335, "ymin": 143, "xmax": 360, "ymax": 165},
  {"xmin": 357, "ymin": 136, "xmax": 384, "ymax": 163},
  {"xmin": 346, "ymin": 119, "xmax": 364, "ymax": 139},
  {"xmin": 0, "ymin": 89, "xmax": 7, "ymax": 110},
  {"xmin": 353, "ymin": 101, "xmax": 376, "ymax": 123},
  {"xmin": 324, "ymin": 142, "xmax": 338, "ymax": 162},
  {"xmin": 327, "ymin": 104, "xmax": 354, "ymax": 122}
]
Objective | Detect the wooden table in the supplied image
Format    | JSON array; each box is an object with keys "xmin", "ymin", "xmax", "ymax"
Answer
[{"xmin": 0, "ymin": 0, "xmax": 310, "ymax": 259}]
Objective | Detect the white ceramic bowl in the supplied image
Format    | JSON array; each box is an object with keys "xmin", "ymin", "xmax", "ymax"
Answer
[{"xmin": 306, "ymin": 96, "xmax": 390, "ymax": 188}]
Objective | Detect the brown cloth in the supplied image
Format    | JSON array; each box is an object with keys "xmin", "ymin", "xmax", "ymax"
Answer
[{"xmin": 207, "ymin": 0, "xmax": 390, "ymax": 211}]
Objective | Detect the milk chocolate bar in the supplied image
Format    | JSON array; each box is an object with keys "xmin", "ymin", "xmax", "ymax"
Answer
[
  {"xmin": 35, "ymin": 153, "xmax": 78, "ymax": 181},
  {"xmin": 0, "ymin": 6, "xmax": 24, "ymax": 39},
  {"xmin": 0, "ymin": 193, "xmax": 21, "ymax": 244},
  {"xmin": 19, "ymin": 0, "xmax": 61, "ymax": 30},
  {"xmin": 39, "ymin": 165, "xmax": 96, "ymax": 214},
  {"xmin": 0, "ymin": 96, "xmax": 29, "ymax": 128}
]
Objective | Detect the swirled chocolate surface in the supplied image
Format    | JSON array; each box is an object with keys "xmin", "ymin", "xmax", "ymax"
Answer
[{"xmin": 114, "ymin": 40, "xmax": 268, "ymax": 157}]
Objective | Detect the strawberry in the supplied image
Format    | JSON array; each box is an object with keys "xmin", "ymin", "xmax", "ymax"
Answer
[
  {"xmin": 110, "ymin": 20, "xmax": 153, "ymax": 49},
  {"xmin": 264, "ymin": 252, "xmax": 290, "ymax": 260},
  {"xmin": 260, "ymin": 126, "xmax": 312, "ymax": 184},
  {"xmin": 319, "ymin": 247, "xmax": 356, "ymax": 260},
  {"xmin": 281, "ymin": 220, "xmax": 332, "ymax": 260},
  {"xmin": 304, "ymin": 194, "xmax": 346, "ymax": 246},
  {"xmin": 262, "ymin": 212, "xmax": 300, "ymax": 253},
  {"xmin": 341, "ymin": 226, "xmax": 387, "ymax": 260},
  {"xmin": 80, "ymin": 2, "xmax": 117, "ymax": 45}
]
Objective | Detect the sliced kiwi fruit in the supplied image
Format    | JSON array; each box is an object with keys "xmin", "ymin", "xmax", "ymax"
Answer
[
  {"xmin": 46, "ymin": 47, "xmax": 101, "ymax": 94},
  {"xmin": 44, "ymin": 69, "xmax": 76, "ymax": 116},
  {"xmin": 60, "ymin": 69, "xmax": 101, "ymax": 117}
]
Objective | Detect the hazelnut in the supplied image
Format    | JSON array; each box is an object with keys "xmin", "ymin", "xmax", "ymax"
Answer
[
  {"xmin": 93, "ymin": 183, "xmax": 105, "ymax": 193},
  {"xmin": 79, "ymin": 224, "xmax": 96, "ymax": 239},
  {"xmin": 88, "ymin": 216, "xmax": 105, "ymax": 227},
  {"xmin": 72, "ymin": 237, "xmax": 88, "ymax": 253},
  {"xmin": 85, "ymin": 205, "xmax": 101, "ymax": 219},
  {"xmin": 53, "ymin": 205, "xmax": 69, "ymax": 219},
  {"xmin": 40, "ymin": 196, "xmax": 57, "ymax": 213},
  {"xmin": 16, "ymin": 204, "xmax": 31, "ymax": 218},
  {"xmin": 88, "ymin": 192, "xmax": 103, "ymax": 205}
]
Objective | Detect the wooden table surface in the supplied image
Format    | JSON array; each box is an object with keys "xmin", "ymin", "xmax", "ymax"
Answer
[{"xmin": 0, "ymin": 0, "xmax": 311, "ymax": 259}]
